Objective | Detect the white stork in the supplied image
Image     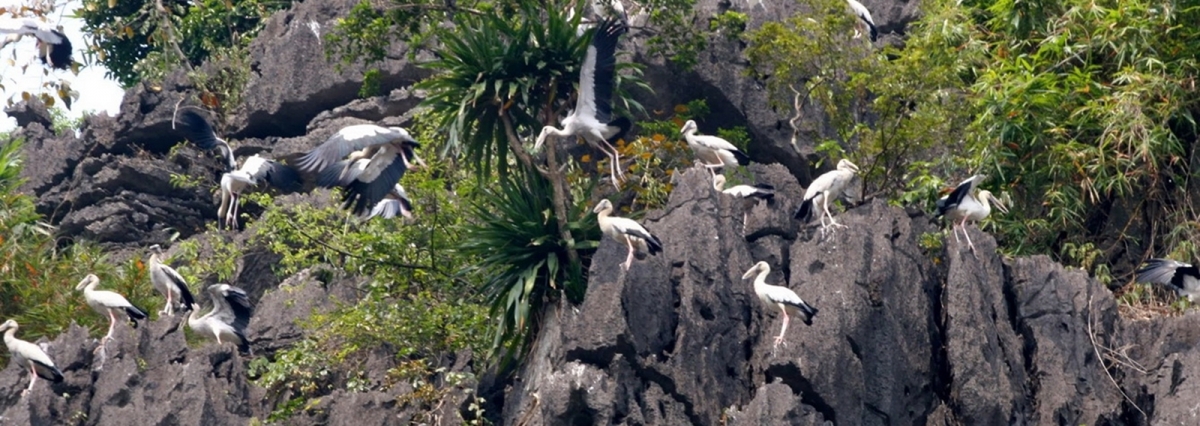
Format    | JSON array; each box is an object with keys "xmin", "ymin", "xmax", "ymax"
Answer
[
  {"xmin": 175, "ymin": 109, "xmax": 237, "ymax": 171},
  {"xmin": 367, "ymin": 184, "xmax": 415, "ymax": 220},
  {"xmin": 0, "ymin": 17, "xmax": 73, "ymax": 70},
  {"xmin": 846, "ymin": 0, "xmax": 878, "ymax": 42},
  {"xmin": 594, "ymin": 199, "xmax": 663, "ymax": 271},
  {"xmin": 936, "ymin": 174, "xmax": 1007, "ymax": 256},
  {"xmin": 1136, "ymin": 259, "xmax": 1200, "ymax": 302},
  {"xmin": 297, "ymin": 125, "xmax": 425, "ymax": 216},
  {"xmin": 713, "ymin": 174, "xmax": 774, "ymax": 233},
  {"xmin": 0, "ymin": 319, "xmax": 64, "ymax": 397},
  {"xmin": 794, "ymin": 159, "xmax": 860, "ymax": 231},
  {"xmin": 75, "ymin": 274, "xmax": 148, "ymax": 344},
  {"xmin": 534, "ymin": 18, "xmax": 632, "ymax": 189},
  {"xmin": 187, "ymin": 284, "xmax": 253, "ymax": 354},
  {"xmin": 219, "ymin": 154, "xmax": 302, "ymax": 229},
  {"xmin": 148, "ymin": 244, "xmax": 195, "ymax": 317},
  {"xmin": 681, "ymin": 120, "xmax": 750, "ymax": 177},
  {"xmin": 742, "ymin": 261, "xmax": 818, "ymax": 349}
]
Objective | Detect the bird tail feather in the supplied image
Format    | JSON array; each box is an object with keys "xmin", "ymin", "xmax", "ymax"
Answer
[
  {"xmin": 731, "ymin": 149, "xmax": 751, "ymax": 166},
  {"xmin": 125, "ymin": 306, "xmax": 148, "ymax": 323},
  {"xmin": 236, "ymin": 332, "xmax": 252, "ymax": 355},
  {"xmin": 605, "ymin": 117, "xmax": 633, "ymax": 145},
  {"xmin": 645, "ymin": 233, "xmax": 664, "ymax": 256},
  {"xmin": 794, "ymin": 199, "xmax": 814, "ymax": 222},
  {"xmin": 788, "ymin": 301, "xmax": 818, "ymax": 326},
  {"xmin": 34, "ymin": 361, "xmax": 64, "ymax": 382}
]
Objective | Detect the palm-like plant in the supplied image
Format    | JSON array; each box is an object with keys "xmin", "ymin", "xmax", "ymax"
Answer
[{"xmin": 459, "ymin": 166, "xmax": 599, "ymax": 362}]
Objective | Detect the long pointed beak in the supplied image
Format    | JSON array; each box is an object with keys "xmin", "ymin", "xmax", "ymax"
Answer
[{"xmin": 992, "ymin": 195, "xmax": 1009, "ymax": 214}]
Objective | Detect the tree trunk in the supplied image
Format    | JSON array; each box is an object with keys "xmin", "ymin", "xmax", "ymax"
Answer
[{"xmin": 500, "ymin": 113, "xmax": 581, "ymax": 270}]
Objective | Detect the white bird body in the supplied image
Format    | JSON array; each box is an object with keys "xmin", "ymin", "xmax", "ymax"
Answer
[
  {"xmin": 188, "ymin": 284, "xmax": 253, "ymax": 354},
  {"xmin": 713, "ymin": 175, "xmax": 775, "ymax": 233},
  {"xmin": 1, "ymin": 319, "xmax": 64, "ymax": 396},
  {"xmin": 216, "ymin": 154, "xmax": 301, "ymax": 229},
  {"xmin": 0, "ymin": 17, "xmax": 72, "ymax": 69},
  {"xmin": 300, "ymin": 125, "xmax": 424, "ymax": 215},
  {"xmin": 936, "ymin": 175, "xmax": 1006, "ymax": 256},
  {"xmin": 794, "ymin": 159, "xmax": 859, "ymax": 230},
  {"xmin": 535, "ymin": 19, "xmax": 630, "ymax": 188},
  {"xmin": 681, "ymin": 120, "xmax": 749, "ymax": 176},
  {"xmin": 367, "ymin": 184, "xmax": 415, "ymax": 220},
  {"xmin": 1136, "ymin": 259, "xmax": 1200, "ymax": 302},
  {"xmin": 76, "ymin": 274, "xmax": 148, "ymax": 344},
  {"xmin": 594, "ymin": 199, "xmax": 663, "ymax": 270},
  {"xmin": 742, "ymin": 262, "xmax": 817, "ymax": 349},
  {"xmin": 846, "ymin": 0, "xmax": 878, "ymax": 42},
  {"xmin": 148, "ymin": 245, "xmax": 195, "ymax": 317}
]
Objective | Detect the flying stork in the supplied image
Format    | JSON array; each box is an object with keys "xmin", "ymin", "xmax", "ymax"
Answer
[
  {"xmin": 846, "ymin": 0, "xmax": 878, "ymax": 42},
  {"xmin": 713, "ymin": 174, "xmax": 774, "ymax": 233},
  {"xmin": 76, "ymin": 274, "xmax": 148, "ymax": 345},
  {"xmin": 681, "ymin": 120, "xmax": 751, "ymax": 177},
  {"xmin": 297, "ymin": 124, "xmax": 425, "ymax": 216},
  {"xmin": 794, "ymin": 159, "xmax": 860, "ymax": 231},
  {"xmin": 188, "ymin": 284, "xmax": 253, "ymax": 354},
  {"xmin": 936, "ymin": 174, "xmax": 1007, "ymax": 256},
  {"xmin": 1136, "ymin": 259, "xmax": 1200, "ymax": 303},
  {"xmin": 315, "ymin": 159, "xmax": 415, "ymax": 220},
  {"xmin": 0, "ymin": 17, "xmax": 73, "ymax": 70},
  {"xmin": 594, "ymin": 199, "xmax": 663, "ymax": 271},
  {"xmin": 742, "ymin": 261, "xmax": 818, "ymax": 350},
  {"xmin": 0, "ymin": 319, "xmax": 64, "ymax": 397},
  {"xmin": 148, "ymin": 244, "xmax": 195, "ymax": 317},
  {"xmin": 534, "ymin": 18, "xmax": 632, "ymax": 189}
]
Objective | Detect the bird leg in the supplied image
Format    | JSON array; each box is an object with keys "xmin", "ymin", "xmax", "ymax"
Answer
[
  {"xmin": 773, "ymin": 309, "xmax": 790, "ymax": 349},
  {"xmin": 622, "ymin": 237, "xmax": 635, "ymax": 271},
  {"xmin": 822, "ymin": 193, "xmax": 846, "ymax": 229},
  {"xmin": 162, "ymin": 291, "xmax": 174, "ymax": 317},
  {"xmin": 597, "ymin": 139, "xmax": 625, "ymax": 187},
  {"xmin": 228, "ymin": 193, "xmax": 240, "ymax": 230},
  {"xmin": 963, "ymin": 224, "xmax": 978, "ymax": 258},
  {"xmin": 23, "ymin": 365, "xmax": 37, "ymax": 396},
  {"xmin": 103, "ymin": 310, "xmax": 117, "ymax": 344}
]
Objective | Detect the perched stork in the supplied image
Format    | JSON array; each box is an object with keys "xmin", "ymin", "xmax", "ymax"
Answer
[
  {"xmin": 534, "ymin": 19, "xmax": 632, "ymax": 189},
  {"xmin": 75, "ymin": 274, "xmax": 148, "ymax": 344},
  {"xmin": 594, "ymin": 199, "xmax": 663, "ymax": 271},
  {"xmin": 794, "ymin": 159, "xmax": 860, "ymax": 231},
  {"xmin": 297, "ymin": 125, "xmax": 425, "ymax": 216},
  {"xmin": 148, "ymin": 244, "xmax": 195, "ymax": 317},
  {"xmin": 742, "ymin": 262, "xmax": 818, "ymax": 349},
  {"xmin": 367, "ymin": 184, "xmax": 415, "ymax": 220},
  {"xmin": 175, "ymin": 109, "xmax": 236, "ymax": 171},
  {"xmin": 188, "ymin": 284, "xmax": 253, "ymax": 354},
  {"xmin": 937, "ymin": 175, "xmax": 1007, "ymax": 256},
  {"xmin": 0, "ymin": 319, "xmax": 63, "ymax": 397},
  {"xmin": 1136, "ymin": 259, "xmax": 1200, "ymax": 302},
  {"xmin": 0, "ymin": 17, "xmax": 73, "ymax": 70},
  {"xmin": 219, "ymin": 154, "xmax": 302, "ymax": 229},
  {"xmin": 713, "ymin": 174, "xmax": 774, "ymax": 233},
  {"xmin": 681, "ymin": 120, "xmax": 751, "ymax": 177},
  {"xmin": 846, "ymin": 0, "xmax": 878, "ymax": 42}
]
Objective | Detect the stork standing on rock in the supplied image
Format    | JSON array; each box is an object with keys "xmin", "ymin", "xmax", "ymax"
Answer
[
  {"xmin": 742, "ymin": 261, "xmax": 818, "ymax": 350},
  {"xmin": 188, "ymin": 284, "xmax": 253, "ymax": 354},
  {"xmin": 713, "ymin": 174, "xmax": 774, "ymax": 233},
  {"xmin": 0, "ymin": 17, "xmax": 73, "ymax": 70},
  {"xmin": 0, "ymin": 319, "xmax": 63, "ymax": 397},
  {"xmin": 1136, "ymin": 259, "xmax": 1200, "ymax": 303},
  {"xmin": 148, "ymin": 244, "xmax": 195, "ymax": 317},
  {"xmin": 534, "ymin": 18, "xmax": 631, "ymax": 189},
  {"xmin": 594, "ymin": 199, "xmax": 663, "ymax": 271},
  {"xmin": 298, "ymin": 124, "xmax": 425, "ymax": 216},
  {"xmin": 794, "ymin": 159, "xmax": 860, "ymax": 232},
  {"xmin": 75, "ymin": 274, "xmax": 148, "ymax": 345},
  {"xmin": 218, "ymin": 154, "xmax": 302, "ymax": 229},
  {"xmin": 936, "ymin": 174, "xmax": 1008, "ymax": 256},
  {"xmin": 681, "ymin": 120, "xmax": 750, "ymax": 177}
]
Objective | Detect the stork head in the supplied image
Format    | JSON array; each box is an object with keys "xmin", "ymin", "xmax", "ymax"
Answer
[
  {"xmin": 149, "ymin": 244, "xmax": 163, "ymax": 254},
  {"xmin": 837, "ymin": 159, "xmax": 860, "ymax": 173},
  {"xmin": 712, "ymin": 174, "xmax": 726, "ymax": 191},
  {"xmin": 980, "ymin": 190, "xmax": 1009, "ymax": 214},
  {"xmin": 75, "ymin": 274, "xmax": 99, "ymax": 291},
  {"xmin": 680, "ymin": 120, "xmax": 698, "ymax": 135},
  {"xmin": 534, "ymin": 126, "xmax": 555, "ymax": 152},
  {"xmin": 0, "ymin": 319, "xmax": 15, "ymax": 332},
  {"xmin": 593, "ymin": 198, "xmax": 613, "ymax": 214},
  {"xmin": 742, "ymin": 261, "xmax": 769, "ymax": 280}
]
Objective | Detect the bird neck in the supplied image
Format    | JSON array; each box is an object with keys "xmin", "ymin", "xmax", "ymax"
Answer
[
  {"xmin": 188, "ymin": 306, "xmax": 202, "ymax": 324},
  {"xmin": 752, "ymin": 269, "xmax": 770, "ymax": 292},
  {"xmin": 713, "ymin": 179, "xmax": 724, "ymax": 191},
  {"xmin": 2, "ymin": 326, "xmax": 15, "ymax": 345},
  {"xmin": 596, "ymin": 207, "xmax": 611, "ymax": 220}
]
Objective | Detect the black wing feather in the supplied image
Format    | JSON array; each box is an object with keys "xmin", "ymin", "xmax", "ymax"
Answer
[
  {"xmin": 794, "ymin": 199, "xmax": 814, "ymax": 222},
  {"xmin": 177, "ymin": 110, "xmax": 224, "ymax": 151},
  {"xmin": 343, "ymin": 158, "xmax": 409, "ymax": 216},
  {"xmin": 32, "ymin": 360, "xmax": 63, "ymax": 382},
  {"xmin": 223, "ymin": 287, "xmax": 254, "ymax": 333},
  {"xmin": 936, "ymin": 178, "xmax": 976, "ymax": 217},
  {"xmin": 264, "ymin": 161, "xmax": 303, "ymax": 193},
  {"xmin": 589, "ymin": 19, "xmax": 626, "ymax": 123},
  {"xmin": 44, "ymin": 30, "xmax": 72, "ymax": 70},
  {"xmin": 167, "ymin": 272, "xmax": 195, "ymax": 310}
]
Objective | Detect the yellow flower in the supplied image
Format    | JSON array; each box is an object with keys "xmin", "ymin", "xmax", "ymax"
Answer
[
  {"xmin": 581, "ymin": 154, "xmax": 592, "ymax": 163},
  {"xmin": 652, "ymin": 134, "xmax": 665, "ymax": 142}
]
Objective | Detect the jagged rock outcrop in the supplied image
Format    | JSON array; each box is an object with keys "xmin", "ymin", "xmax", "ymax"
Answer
[{"xmin": 496, "ymin": 166, "xmax": 1198, "ymax": 425}]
